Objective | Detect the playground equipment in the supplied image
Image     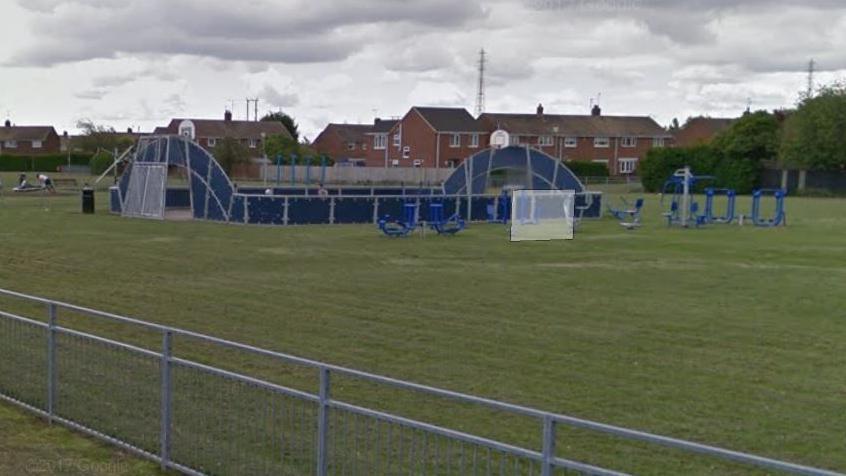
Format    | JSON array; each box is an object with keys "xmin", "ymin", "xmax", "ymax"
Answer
[
  {"xmin": 662, "ymin": 167, "xmax": 714, "ymax": 228},
  {"xmin": 378, "ymin": 202, "xmax": 418, "ymax": 237},
  {"xmin": 607, "ymin": 197, "xmax": 644, "ymax": 229},
  {"xmin": 428, "ymin": 201, "xmax": 465, "ymax": 235},
  {"xmin": 750, "ymin": 189, "xmax": 786, "ymax": 227},
  {"xmin": 703, "ymin": 188, "xmax": 736, "ymax": 224}
]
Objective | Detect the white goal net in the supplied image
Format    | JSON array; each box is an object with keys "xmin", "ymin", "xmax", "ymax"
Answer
[
  {"xmin": 509, "ymin": 190, "xmax": 575, "ymax": 242},
  {"xmin": 122, "ymin": 163, "xmax": 167, "ymax": 220}
]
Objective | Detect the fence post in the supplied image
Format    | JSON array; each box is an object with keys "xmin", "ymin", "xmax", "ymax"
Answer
[
  {"xmin": 541, "ymin": 415, "xmax": 556, "ymax": 476},
  {"xmin": 159, "ymin": 330, "xmax": 173, "ymax": 471},
  {"xmin": 46, "ymin": 303, "xmax": 57, "ymax": 424},
  {"xmin": 316, "ymin": 367, "xmax": 331, "ymax": 476}
]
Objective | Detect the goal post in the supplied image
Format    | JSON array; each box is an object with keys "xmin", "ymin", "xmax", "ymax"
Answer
[{"xmin": 509, "ymin": 190, "xmax": 575, "ymax": 242}]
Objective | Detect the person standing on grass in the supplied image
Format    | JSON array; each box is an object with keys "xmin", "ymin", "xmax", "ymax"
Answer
[{"xmin": 37, "ymin": 174, "xmax": 55, "ymax": 194}]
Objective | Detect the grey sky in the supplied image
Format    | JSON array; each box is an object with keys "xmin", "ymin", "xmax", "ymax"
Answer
[{"xmin": 0, "ymin": 0, "xmax": 843, "ymax": 139}]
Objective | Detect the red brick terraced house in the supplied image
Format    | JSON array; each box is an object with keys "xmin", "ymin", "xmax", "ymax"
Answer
[
  {"xmin": 312, "ymin": 123, "xmax": 372, "ymax": 166},
  {"xmin": 0, "ymin": 120, "xmax": 61, "ymax": 155},
  {"xmin": 386, "ymin": 107, "xmax": 489, "ymax": 169},
  {"xmin": 673, "ymin": 116, "xmax": 735, "ymax": 147},
  {"xmin": 154, "ymin": 111, "xmax": 290, "ymax": 158},
  {"xmin": 361, "ymin": 118, "xmax": 398, "ymax": 167},
  {"xmin": 479, "ymin": 104, "xmax": 673, "ymax": 176}
]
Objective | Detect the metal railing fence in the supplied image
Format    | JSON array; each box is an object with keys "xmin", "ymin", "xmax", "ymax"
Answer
[{"xmin": 0, "ymin": 287, "xmax": 840, "ymax": 476}]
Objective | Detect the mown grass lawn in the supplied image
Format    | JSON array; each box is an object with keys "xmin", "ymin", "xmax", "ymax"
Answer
[{"xmin": 0, "ymin": 180, "xmax": 844, "ymax": 475}]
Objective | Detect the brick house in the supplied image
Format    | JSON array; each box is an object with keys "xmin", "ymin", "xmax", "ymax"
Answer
[
  {"xmin": 479, "ymin": 104, "xmax": 673, "ymax": 175},
  {"xmin": 0, "ymin": 120, "xmax": 61, "ymax": 155},
  {"xmin": 386, "ymin": 107, "xmax": 489, "ymax": 168},
  {"xmin": 155, "ymin": 111, "xmax": 290, "ymax": 158},
  {"xmin": 312, "ymin": 123, "xmax": 373, "ymax": 166},
  {"xmin": 673, "ymin": 117, "xmax": 735, "ymax": 147}
]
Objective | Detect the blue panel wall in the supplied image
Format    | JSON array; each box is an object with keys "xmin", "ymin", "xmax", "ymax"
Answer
[
  {"xmin": 109, "ymin": 187, "xmax": 121, "ymax": 213},
  {"xmin": 375, "ymin": 197, "xmax": 406, "ymax": 220},
  {"xmin": 555, "ymin": 164, "xmax": 584, "ymax": 192},
  {"xmin": 332, "ymin": 197, "xmax": 375, "ymax": 224},
  {"xmin": 470, "ymin": 196, "xmax": 491, "ymax": 222},
  {"xmin": 287, "ymin": 197, "xmax": 331, "ymax": 225},
  {"xmin": 165, "ymin": 188, "xmax": 191, "ymax": 208},
  {"xmin": 442, "ymin": 166, "xmax": 466, "ymax": 195},
  {"xmin": 229, "ymin": 195, "xmax": 245, "ymax": 223},
  {"xmin": 209, "ymin": 165, "xmax": 233, "ymax": 215},
  {"xmin": 190, "ymin": 173, "xmax": 207, "ymax": 219},
  {"xmin": 246, "ymin": 196, "xmax": 285, "ymax": 225}
]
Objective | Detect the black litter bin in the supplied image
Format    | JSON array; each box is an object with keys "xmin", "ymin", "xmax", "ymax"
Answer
[{"xmin": 82, "ymin": 187, "xmax": 95, "ymax": 214}]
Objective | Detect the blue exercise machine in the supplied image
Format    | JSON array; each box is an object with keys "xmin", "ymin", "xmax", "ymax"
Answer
[
  {"xmin": 750, "ymin": 189, "xmax": 786, "ymax": 227},
  {"xmin": 378, "ymin": 202, "xmax": 418, "ymax": 237},
  {"xmin": 703, "ymin": 188, "xmax": 736, "ymax": 224},
  {"xmin": 662, "ymin": 167, "xmax": 713, "ymax": 228},
  {"xmin": 428, "ymin": 201, "xmax": 465, "ymax": 235},
  {"xmin": 607, "ymin": 197, "xmax": 644, "ymax": 229}
]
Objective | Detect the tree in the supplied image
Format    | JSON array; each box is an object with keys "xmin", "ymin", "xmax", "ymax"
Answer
[
  {"xmin": 214, "ymin": 137, "xmax": 250, "ymax": 175},
  {"xmin": 263, "ymin": 133, "xmax": 301, "ymax": 164},
  {"xmin": 74, "ymin": 120, "xmax": 134, "ymax": 153},
  {"xmin": 261, "ymin": 112, "xmax": 299, "ymax": 141},
  {"xmin": 780, "ymin": 82, "xmax": 846, "ymax": 171},
  {"xmin": 669, "ymin": 117, "xmax": 681, "ymax": 132},
  {"xmin": 710, "ymin": 110, "xmax": 781, "ymax": 192}
]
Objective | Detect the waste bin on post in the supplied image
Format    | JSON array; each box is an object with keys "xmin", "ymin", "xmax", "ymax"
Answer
[{"xmin": 81, "ymin": 186, "xmax": 95, "ymax": 214}]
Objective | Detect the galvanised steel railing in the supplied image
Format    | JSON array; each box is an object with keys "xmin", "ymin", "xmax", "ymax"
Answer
[{"xmin": 0, "ymin": 287, "xmax": 840, "ymax": 476}]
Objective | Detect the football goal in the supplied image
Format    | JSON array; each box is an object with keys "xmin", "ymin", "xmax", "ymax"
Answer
[{"xmin": 510, "ymin": 190, "xmax": 575, "ymax": 242}]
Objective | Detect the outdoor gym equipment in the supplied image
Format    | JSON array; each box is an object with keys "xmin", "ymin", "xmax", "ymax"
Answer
[
  {"xmin": 378, "ymin": 202, "xmax": 418, "ymax": 237},
  {"xmin": 607, "ymin": 197, "xmax": 644, "ymax": 229},
  {"xmin": 662, "ymin": 166, "xmax": 714, "ymax": 228},
  {"xmin": 428, "ymin": 201, "xmax": 465, "ymax": 235},
  {"xmin": 750, "ymin": 189, "xmax": 786, "ymax": 227},
  {"xmin": 703, "ymin": 188, "xmax": 736, "ymax": 224}
]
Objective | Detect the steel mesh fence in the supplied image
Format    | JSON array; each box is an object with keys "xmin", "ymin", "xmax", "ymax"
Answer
[{"xmin": 0, "ymin": 315, "xmax": 47, "ymax": 408}]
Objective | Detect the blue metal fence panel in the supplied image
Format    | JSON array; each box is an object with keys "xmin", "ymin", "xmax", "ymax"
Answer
[
  {"xmin": 375, "ymin": 197, "xmax": 406, "ymax": 220},
  {"xmin": 332, "ymin": 198, "xmax": 375, "ymax": 224},
  {"xmin": 229, "ymin": 195, "xmax": 245, "ymax": 224},
  {"xmin": 165, "ymin": 189, "xmax": 191, "ymax": 208},
  {"xmin": 287, "ymin": 197, "xmax": 332, "ymax": 225},
  {"xmin": 246, "ymin": 196, "xmax": 285, "ymax": 225},
  {"xmin": 110, "ymin": 187, "xmax": 122, "ymax": 213},
  {"xmin": 189, "ymin": 175, "xmax": 207, "ymax": 220}
]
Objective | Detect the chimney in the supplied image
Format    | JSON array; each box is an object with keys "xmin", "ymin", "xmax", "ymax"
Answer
[
  {"xmin": 63, "ymin": 130, "xmax": 68, "ymax": 137},
  {"xmin": 374, "ymin": 118, "xmax": 381, "ymax": 125},
  {"xmin": 591, "ymin": 104, "xmax": 601, "ymax": 116},
  {"xmin": 536, "ymin": 103, "xmax": 544, "ymax": 116},
  {"xmin": 224, "ymin": 110, "xmax": 233, "ymax": 122},
  {"xmin": 4, "ymin": 119, "xmax": 10, "ymax": 127},
  {"xmin": 127, "ymin": 127, "xmax": 133, "ymax": 133}
]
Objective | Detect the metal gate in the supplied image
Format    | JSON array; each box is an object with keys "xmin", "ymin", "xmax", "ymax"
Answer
[{"xmin": 123, "ymin": 163, "xmax": 167, "ymax": 219}]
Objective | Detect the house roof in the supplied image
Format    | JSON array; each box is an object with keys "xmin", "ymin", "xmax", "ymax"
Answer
[
  {"xmin": 479, "ymin": 113, "xmax": 671, "ymax": 138},
  {"xmin": 413, "ymin": 107, "xmax": 486, "ymax": 132},
  {"xmin": 369, "ymin": 119, "xmax": 398, "ymax": 134},
  {"xmin": 318, "ymin": 123, "xmax": 372, "ymax": 144},
  {"xmin": 674, "ymin": 117, "xmax": 735, "ymax": 145},
  {"xmin": 0, "ymin": 125, "xmax": 58, "ymax": 142},
  {"xmin": 161, "ymin": 119, "xmax": 290, "ymax": 139}
]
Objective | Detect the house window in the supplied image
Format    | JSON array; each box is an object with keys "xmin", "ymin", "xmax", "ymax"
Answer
[
  {"xmin": 31, "ymin": 140, "xmax": 43, "ymax": 149},
  {"xmin": 446, "ymin": 159, "xmax": 460, "ymax": 168},
  {"xmin": 362, "ymin": 143, "xmax": 368, "ymax": 151},
  {"xmin": 347, "ymin": 142, "xmax": 356, "ymax": 151},
  {"xmin": 402, "ymin": 146, "xmax": 410, "ymax": 159},
  {"xmin": 653, "ymin": 137, "xmax": 665, "ymax": 148},
  {"xmin": 4, "ymin": 140, "xmax": 17, "ymax": 148},
  {"xmin": 391, "ymin": 159, "xmax": 400, "ymax": 167},
  {"xmin": 449, "ymin": 133, "xmax": 461, "ymax": 148},
  {"xmin": 621, "ymin": 137, "xmax": 636, "ymax": 148},
  {"xmin": 509, "ymin": 134, "xmax": 520, "ymax": 145},
  {"xmin": 249, "ymin": 138, "xmax": 258, "ymax": 149},
  {"xmin": 207, "ymin": 138, "xmax": 217, "ymax": 147},
  {"xmin": 563, "ymin": 137, "xmax": 578, "ymax": 148},
  {"xmin": 539, "ymin": 135, "xmax": 553, "ymax": 146},
  {"xmin": 413, "ymin": 159, "xmax": 423, "ymax": 168},
  {"xmin": 594, "ymin": 137, "xmax": 610, "ymax": 148},
  {"xmin": 619, "ymin": 158, "xmax": 637, "ymax": 174},
  {"xmin": 469, "ymin": 134, "xmax": 479, "ymax": 148},
  {"xmin": 393, "ymin": 133, "xmax": 401, "ymax": 148},
  {"xmin": 374, "ymin": 134, "xmax": 387, "ymax": 150}
]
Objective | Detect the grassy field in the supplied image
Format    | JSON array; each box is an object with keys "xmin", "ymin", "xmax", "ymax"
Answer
[{"xmin": 0, "ymin": 178, "xmax": 844, "ymax": 474}]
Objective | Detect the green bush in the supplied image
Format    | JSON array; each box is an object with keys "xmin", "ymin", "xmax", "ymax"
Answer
[
  {"xmin": 0, "ymin": 153, "xmax": 90, "ymax": 172},
  {"xmin": 566, "ymin": 160, "xmax": 609, "ymax": 178},
  {"xmin": 640, "ymin": 145, "xmax": 761, "ymax": 194},
  {"xmin": 89, "ymin": 151, "xmax": 113, "ymax": 175}
]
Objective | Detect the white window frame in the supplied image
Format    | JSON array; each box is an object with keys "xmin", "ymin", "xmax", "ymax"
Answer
[
  {"xmin": 402, "ymin": 146, "xmax": 410, "ymax": 159},
  {"xmin": 449, "ymin": 133, "xmax": 461, "ymax": 148},
  {"xmin": 391, "ymin": 159, "xmax": 400, "ymax": 167},
  {"xmin": 594, "ymin": 137, "xmax": 610, "ymax": 148},
  {"xmin": 509, "ymin": 134, "xmax": 520, "ymax": 146},
  {"xmin": 446, "ymin": 159, "xmax": 460, "ymax": 168},
  {"xmin": 619, "ymin": 158, "xmax": 638, "ymax": 174},
  {"xmin": 539, "ymin": 135, "xmax": 553, "ymax": 146},
  {"xmin": 31, "ymin": 140, "xmax": 43, "ymax": 149},
  {"xmin": 412, "ymin": 159, "xmax": 423, "ymax": 168},
  {"xmin": 563, "ymin": 137, "xmax": 578, "ymax": 148},
  {"xmin": 374, "ymin": 134, "xmax": 387, "ymax": 150},
  {"xmin": 4, "ymin": 140, "xmax": 17, "ymax": 149},
  {"xmin": 249, "ymin": 138, "xmax": 259, "ymax": 149},
  {"xmin": 207, "ymin": 137, "xmax": 217, "ymax": 147},
  {"xmin": 393, "ymin": 133, "xmax": 401, "ymax": 148},
  {"xmin": 469, "ymin": 134, "xmax": 479, "ymax": 148},
  {"xmin": 347, "ymin": 142, "xmax": 356, "ymax": 151},
  {"xmin": 621, "ymin": 136, "xmax": 636, "ymax": 148},
  {"xmin": 653, "ymin": 137, "xmax": 665, "ymax": 148}
]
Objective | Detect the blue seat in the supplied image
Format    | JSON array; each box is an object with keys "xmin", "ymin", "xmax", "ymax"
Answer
[{"xmin": 429, "ymin": 202, "xmax": 465, "ymax": 235}]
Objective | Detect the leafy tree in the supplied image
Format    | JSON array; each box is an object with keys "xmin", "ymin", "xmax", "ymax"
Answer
[
  {"xmin": 668, "ymin": 117, "xmax": 681, "ymax": 132},
  {"xmin": 214, "ymin": 137, "xmax": 250, "ymax": 175},
  {"xmin": 263, "ymin": 133, "xmax": 301, "ymax": 164},
  {"xmin": 89, "ymin": 150, "xmax": 114, "ymax": 175},
  {"xmin": 780, "ymin": 82, "xmax": 846, "ymax": 171},
  {"xmin": 712, "ymin": 110, "xmax": 781, "ymax": 163},
  {"xmin": 261, "ymin": 112, "xmax": 299, "ymax": 141},
  {"xmin": 74, "ymin": 120, "xmax": 134, "ymax": 153}
]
